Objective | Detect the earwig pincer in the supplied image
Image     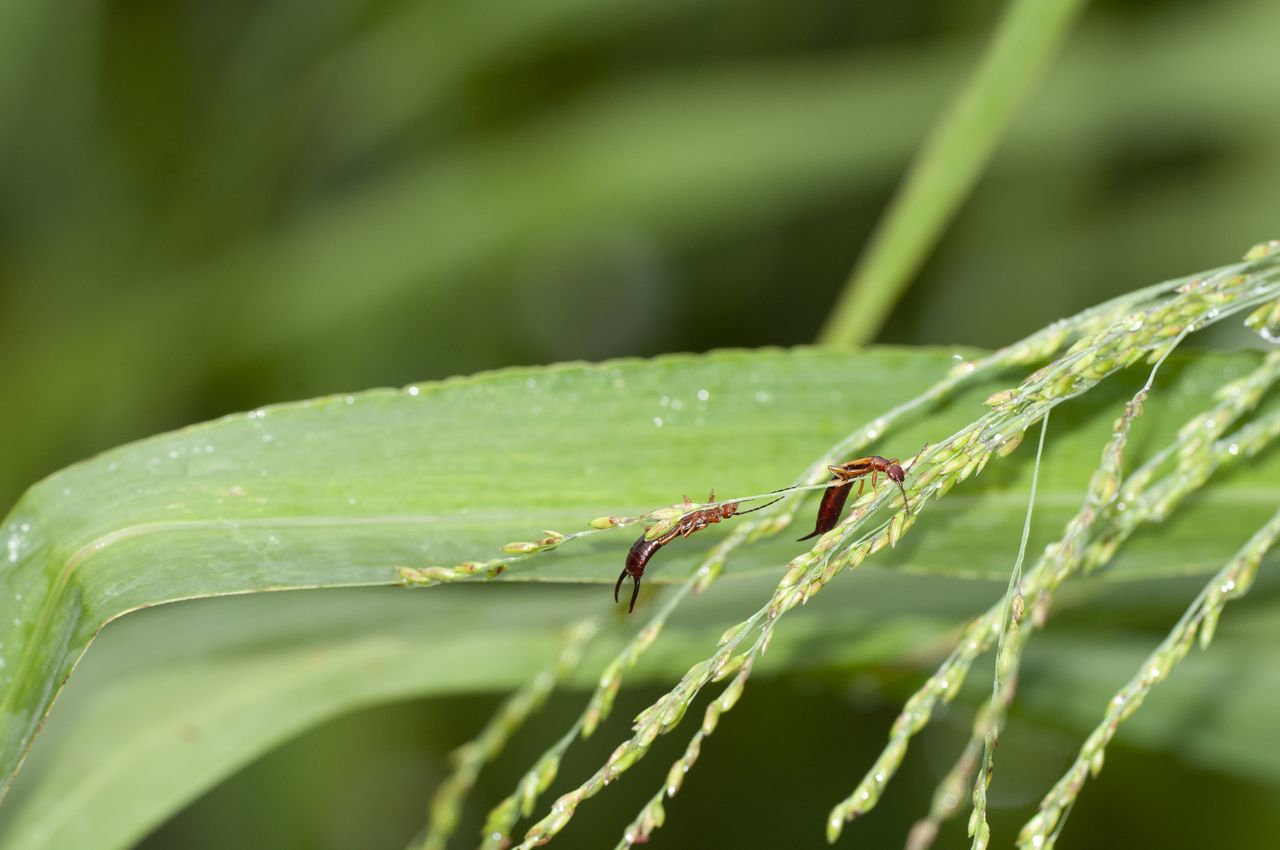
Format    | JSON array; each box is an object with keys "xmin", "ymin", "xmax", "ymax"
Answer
[
  {"xmin": 616, "ymin": 490, "xmax": 783, "ymax": 613},
  {"xmin": 797, "ymin": 446, "xmax": 927, "ymax": 542}
]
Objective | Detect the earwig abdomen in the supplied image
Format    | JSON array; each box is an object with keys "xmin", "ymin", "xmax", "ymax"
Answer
[
  {"xmin": 615, "ymin": 491, "xmax": 782, "ymax": 614},
  {"xmin": 797, "ymin": 480, "xmax": 854, "ymax": 541}
]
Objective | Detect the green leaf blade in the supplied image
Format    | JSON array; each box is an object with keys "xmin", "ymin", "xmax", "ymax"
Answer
[{"xmin": 1, "ymin": 346, "xmax": 1277, "ymax": 802}]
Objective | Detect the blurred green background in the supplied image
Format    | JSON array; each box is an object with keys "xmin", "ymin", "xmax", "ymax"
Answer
[{"xmin": 2, "ymin": 0, "xmax": 1278, "ymax": 847}]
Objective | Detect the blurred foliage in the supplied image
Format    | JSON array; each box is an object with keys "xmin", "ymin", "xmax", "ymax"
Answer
[
  {"xmin": 1, "ymin": 0, "xmax": 1279, "ymax": 848},
  {"xmin": 3, "ymin": 0, "xmax": 1279, "ymax": 510}
]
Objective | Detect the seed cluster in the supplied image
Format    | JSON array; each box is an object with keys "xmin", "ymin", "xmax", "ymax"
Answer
[{"xmin": 401, "ymin": 243, "xmax": 1280, "ymax": 850}]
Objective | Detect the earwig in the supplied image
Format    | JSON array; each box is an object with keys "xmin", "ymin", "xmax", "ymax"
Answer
[
  {"xmin": 616, "ymin": 490, "xmax": 785, "ymax": 613},
  {"xmin": 797, "ymin": 445, "xmax": 927, "ymax": 542}
]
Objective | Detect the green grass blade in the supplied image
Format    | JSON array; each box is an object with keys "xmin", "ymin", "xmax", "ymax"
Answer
[
  {"xmin": 0, "ymin": 571, "xmax": 982, "ymax": 850},
  {"xmin": 819, "ymin": 0, "xmax": 1088, "ymax": 346},
  {"xmin": 0, "ymin": 346, "xmax": 1276, "ymax": 804}
]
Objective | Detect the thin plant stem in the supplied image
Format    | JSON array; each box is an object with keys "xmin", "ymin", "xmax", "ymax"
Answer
[
  {"xmin": 968, "ymin": 410, "xmax": 1051, "ymax": 850},
  {"xmin": 820, "ymin": 0, "xmax": 1089, "ymax": 346},
  {"xmin": 411, "ymin": 619, "xmax": 599, "ymax": 850}
]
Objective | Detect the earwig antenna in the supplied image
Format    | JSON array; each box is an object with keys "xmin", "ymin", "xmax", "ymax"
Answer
[
  {"xmin": 737, "ymin": 494, "xmax": 785, "ymax": 515},
  {"xmin": 898, "ymin": 442, "xmax": 928, "ymax": 511},
  {"xmin": 907, "ymin": 442, "xmax": 929, "ymax": 469}
]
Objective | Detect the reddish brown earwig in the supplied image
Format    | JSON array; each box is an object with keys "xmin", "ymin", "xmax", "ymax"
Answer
[
  {"xmin": 797, "ymin": 446, "xmax": 926, "ymax": 542},
  {"xmin": 616, "ymin": 490, "xmax": 784, "ymax": 613}
]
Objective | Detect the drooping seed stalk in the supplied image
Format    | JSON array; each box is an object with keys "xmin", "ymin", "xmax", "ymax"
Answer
[
  {"xmin": 514, "ymin": 252, "xmax": 1280, "ymax": 850},
  {"xmin": 821, "ymin": 247, "xmax": 1280, "ymax": 842},
  {"xmin": 1017, "ymin": 507, "xmax": 1280, "ymax": 849},
  {"xmin": 842, "ymin": 348, "xmax": 1280, "ymax": 846},
  {"xmin": 409, "ymin": 618, "xmax": 599, "ymax": 850},
  {"xmin": 613, "ymin": 653, "xmax": 757, "ymax": 849},
  {"xmin": 462, "ymin": 266, "xmax": 1187, "ymax": 848},
  {"xmin": 967, "ymin": 324, "xmax": 1208, "ymax": 848}
]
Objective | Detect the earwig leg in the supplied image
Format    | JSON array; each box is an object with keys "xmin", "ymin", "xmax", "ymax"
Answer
[
  {"xmin": 855, "ymin": 478, "xmax": 865, "ymax": 500},
  {"xmin": 614, "ymin": 567, "xmax": 629, "ymax": 604},
  {"xmin": 628, "ymin": 575, "xmax": 641, "ymax": 613},
  {"xmin": 898, "ymin": 482, "xmax": 910, "ymax": 512},
  {"xmin": 707, "ymin": 489, "xmax": 716, "ymax": 502}
]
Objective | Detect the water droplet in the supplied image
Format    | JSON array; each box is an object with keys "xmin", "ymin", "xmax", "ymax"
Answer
[
  {"xmin": 653, "ymin": 417, "xmax": 663, "ymax": 428},
  {"xmin": 670, "ymin": 399, "xmax": 683, "ymax": 410},
  {"xmin": 754, "ymin": 391, "xmax": 770, "ymax": 404},
  {"xmin": 1228, "ymin": 443, "xmax": 1240, "ymax": 456},
  {"xmin": 697, "ymin": 389, "xmax": 710, "ymax": 402},
  {"xmin": 344, "ymin": 395, "xmax": 355, "ymax": 405},
  {"xmin": 407, "ymin": 385, "xmax": 420, "ymax": 397}
]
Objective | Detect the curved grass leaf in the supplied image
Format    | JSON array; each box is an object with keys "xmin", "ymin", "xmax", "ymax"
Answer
[
  {"xmin": 6, "ymin": 572, "xmax": 1278, "ymax": 850},
  {"xmin": 0, "ymin": 346, "xmax": 1277, "ymax": 809},
  {"xmin": 0, "ymin": 571, "xmax": 993, "ymax": 850}
]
